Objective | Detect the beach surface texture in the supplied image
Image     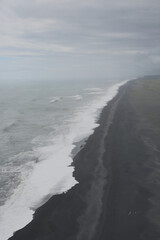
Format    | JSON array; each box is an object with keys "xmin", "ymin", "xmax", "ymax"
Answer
[{"xmin": 9, "ymin": 77, "xmax": 160, "ymax": 240}]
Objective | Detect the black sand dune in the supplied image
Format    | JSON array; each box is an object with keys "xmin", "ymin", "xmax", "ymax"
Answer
[{"xmin": 9, "ymin": 77, "xmax": 160, "ymax": 240}]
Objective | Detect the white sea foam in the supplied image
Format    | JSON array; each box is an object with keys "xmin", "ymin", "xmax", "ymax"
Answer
[
  {"xmin": 84, "ymin": 87, "xmax": 103, "ymax": 92},
  {"xmin": 84, "ymin": 87, "xmax": 104, "ymax": 95},
  {"xmin": 0, "ymin": 80, "xmax": 128, "ymax": 240},
  {"xmin": 50, "ymin": 97, "xmax": 62, "ymax": 103},
  {"xmin": 85, "ymin": 91, "xmax": 104, "ymax": 95},
  {"xmin": 67, "ymin": 95, "xmax": 82, "ymax": 100}
]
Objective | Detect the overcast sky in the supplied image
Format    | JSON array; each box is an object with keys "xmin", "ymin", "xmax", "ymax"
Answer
[{"xmin": 0, "ymin": 0, "xmax": 160, "ymax": 81}]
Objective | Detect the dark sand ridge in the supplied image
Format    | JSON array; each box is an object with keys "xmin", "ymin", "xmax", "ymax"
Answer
[{"xmin": 9, "ymin": 77, "xmax": 160, "ymax": 240}]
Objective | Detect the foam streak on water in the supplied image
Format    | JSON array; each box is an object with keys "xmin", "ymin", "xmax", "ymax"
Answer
[{"xmin": 0, "ymin": 80, "xmax": 128, "ymax": 240}]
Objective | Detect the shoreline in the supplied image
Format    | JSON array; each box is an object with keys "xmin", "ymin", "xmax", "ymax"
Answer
[
  {"xmin": 8, "ymin": 81, "xmax": 128, "ymax": 240},
  {"xmin": 1, "ymin": 80, "xmax": 125, "ymax": 240},
  {"xmin": 9, "ymin": 77, "xmax": 160, "ymax": 239}
]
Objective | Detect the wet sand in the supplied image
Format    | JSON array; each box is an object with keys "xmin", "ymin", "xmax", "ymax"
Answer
[{"xmin": 9, "ymin": 77, "xmax": 160, "ymax": 240}]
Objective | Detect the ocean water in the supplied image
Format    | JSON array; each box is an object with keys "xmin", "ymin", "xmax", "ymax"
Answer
[{"xmin": 0, "ymin": 78, "xmax": 127, "ymax": 239}]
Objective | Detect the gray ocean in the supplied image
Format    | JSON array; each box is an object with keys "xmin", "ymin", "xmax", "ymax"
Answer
[{"xmin": 0, "ymin": 78, "xmax": 124, "ymax": 239}]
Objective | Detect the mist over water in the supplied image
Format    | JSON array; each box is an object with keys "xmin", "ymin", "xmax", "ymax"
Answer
[{"xmin": 0, "ymin": 78, "xmax": 125, "ymax": 239}]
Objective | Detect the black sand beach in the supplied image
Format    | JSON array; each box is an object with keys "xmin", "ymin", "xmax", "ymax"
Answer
[{"xmin": 9, "ymin": 77, "xmax": 160, "ymax": 240}]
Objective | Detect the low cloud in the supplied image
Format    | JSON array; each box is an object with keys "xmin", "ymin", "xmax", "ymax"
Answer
[{"xmin": 0, "ymin": 0, "xmax": 160, "ymax": 80}]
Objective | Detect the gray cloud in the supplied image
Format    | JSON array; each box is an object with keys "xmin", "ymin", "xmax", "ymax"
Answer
[{"xmin": 0, "ymin": 0, "xmax": 160, "ymax": 80}]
